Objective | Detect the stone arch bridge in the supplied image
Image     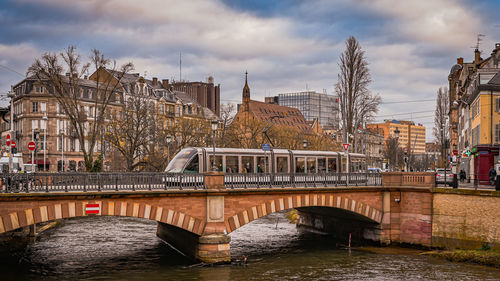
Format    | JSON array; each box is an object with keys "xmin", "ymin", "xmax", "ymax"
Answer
[{"xmin": 0, "ymin": 172, "xmax": 441, "ymax": 263}]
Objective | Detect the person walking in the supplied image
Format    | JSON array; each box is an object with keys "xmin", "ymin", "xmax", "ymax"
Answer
[
  {"xmin": 489, "ymin": 166, "xmax": 497, "ymax": 185},
  {"xmin": 459, "ymin": 169, "xmax": 466, "ymax": 183}
]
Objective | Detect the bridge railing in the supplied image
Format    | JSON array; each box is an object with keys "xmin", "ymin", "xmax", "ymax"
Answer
[
  {"xmin": 224, "ymin": 172, "xmax": 382, "ymax": 189},
  {"xmin": 0, "ymin": 172, "xmax": 205, "ymax": 193}
]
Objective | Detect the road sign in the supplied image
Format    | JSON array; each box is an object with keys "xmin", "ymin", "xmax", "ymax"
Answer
[
  {"xmin": 6, "ymin": 133, "xmax": 11, "ymax": 146},
  {"xmin": 85, "ymin": 203, "xmax": 100, "ymax": 215},
  {"xmin": 434, "ymin": 158, "xmax": 438, "ymax": 162},
  {"xmin": 342, "ymin": 143, "xmax": 349, "ymax": 152},
  {"xmin": 11, "ymin": 141, "xmax": 16, "ymax": 148},
  {"xmin": 28, "ymin": 141, "xmax": 36, "ymax": 151},
  {"xmin": 262, "ymin": 143, "xmax": 271, "ymax": 151}
]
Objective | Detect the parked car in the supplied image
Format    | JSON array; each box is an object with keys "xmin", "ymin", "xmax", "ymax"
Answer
[{"xmin": 436, "ymin": 168, "xmax": 454, "ymax": 186}]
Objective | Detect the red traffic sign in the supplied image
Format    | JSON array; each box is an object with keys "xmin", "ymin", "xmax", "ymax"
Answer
[
  {"xmin": 28, "ymin": 141, "xmax": 36, "ymax": 151},
  {"xmin": 6, "ymin": 133, "xmax": 11, "ymax": 146},
  {"xmin": 343, "ymin": 143, "xmax": 350, "ymax": 151},
  {"xmin": 11, "ymin": 141, "xmax": 16, "ymax": 148},
  {"xmin": 85, "ymin": 203, "xmax": 100, "ymax": 215}
]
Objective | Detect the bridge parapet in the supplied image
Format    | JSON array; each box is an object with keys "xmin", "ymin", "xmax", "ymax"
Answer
[{"xmin": 382, "ymin": 172, "xmax": 435, "ymax": 188}]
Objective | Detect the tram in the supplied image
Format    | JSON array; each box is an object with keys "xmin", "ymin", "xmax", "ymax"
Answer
[{"xmin": 164, "ymin": 147, "xmax": 367, "ymax": 174}]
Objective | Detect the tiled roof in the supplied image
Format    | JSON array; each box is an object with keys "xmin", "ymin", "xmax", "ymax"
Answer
[
  {"xmin": 487, "ymin": 72, "xmax": 500, "ymax": 86},
  {"xmin": 248, "ymin": 100, "xmax": 313, "ymax": 133}
]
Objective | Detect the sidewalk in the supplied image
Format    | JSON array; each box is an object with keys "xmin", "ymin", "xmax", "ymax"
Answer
[{"xmin": 436, "ymin": 182, "xmax": 497, "ymax": 191}]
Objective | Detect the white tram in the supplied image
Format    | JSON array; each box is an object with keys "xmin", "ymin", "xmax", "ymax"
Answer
[{"xmin": 165, "ymin": 147, "xmax": 367, "ymax": 174}]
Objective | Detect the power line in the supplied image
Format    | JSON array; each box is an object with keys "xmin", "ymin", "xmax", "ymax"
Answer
[
  {"xmin": 0, "ymin": 64, "xmax": 24, "ymax": 77},
  {"xmin": 376, "ymin": 110, "xmax": 434, "ymax": 117},
  {"xmin": 380, "ymin": 99, "xmax": 434, "ymax": 104}
]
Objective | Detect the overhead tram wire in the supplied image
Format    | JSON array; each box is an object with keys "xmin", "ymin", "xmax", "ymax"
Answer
[{"xmin": 0, "ymin": 64, "xmax": 25, "ymax": 77}]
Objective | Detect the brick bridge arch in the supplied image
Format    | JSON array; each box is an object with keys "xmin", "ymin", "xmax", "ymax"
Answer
[
  {"xmin": 0, "ymin": 198, "xmax": 207, "ymax": 236},
  {"xmin": 225, "ymin": 193, "xmax": 383, "ymax": 234}
]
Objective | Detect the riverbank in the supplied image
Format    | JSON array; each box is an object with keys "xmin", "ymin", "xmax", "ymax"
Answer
[{"xmin": 421, "ymin": 249, "xmax": 500, "ymax": 268}]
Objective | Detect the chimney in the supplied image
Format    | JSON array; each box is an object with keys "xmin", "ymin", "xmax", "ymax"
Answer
[
  {"xmin": 162, "ymin": 79, "xmax": 169, "ymax": 88},
  {"xmin": 457, "ymin": 57, "xmax": 463, "ymax": 65},
  {"xmin": 474, "ymin": 48, "xmax": 481, "ymax": 64},
  {"xmin": 152, "ymin": 77, "xmax": 158, "ymax": 86}
]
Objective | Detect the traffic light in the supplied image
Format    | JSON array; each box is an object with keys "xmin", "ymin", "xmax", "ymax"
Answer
[{"xmin": 12, "ymin": 147, "xmax": 17, "ymax": 154}]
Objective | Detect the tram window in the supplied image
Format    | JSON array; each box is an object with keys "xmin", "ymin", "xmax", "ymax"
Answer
[
  {"xmin": 209, "ymin": 155, "xmax": 223, "ymax": 172},
  {"xmin": 225, "ymin": 156, "xmax": 238, "ymax": 173},
  {"xmin": 318, "ymin": 158, "xmax": 326, "ymax": 172},
  {"xmin": 277, "ymin": 157, "xmax": 288, "ymax": 173},
  {"xmin": 328, "ymin": 158, "xmax": 337, "ymax": 173},
  {"xmin": 295, "ymin": 157, "xmax": 305, "ymax": 173},
  {"xmin": 184, "ymin": 154, "xmax": 199, "ymax": 173},
  {"xmin": 306, "ymin": 158, "xmax": 316, "ymax": 173},
  {"xmin": 242, "ymin": 156, "xmax": 254, "ymax": 173},
  {"xmin": 257, "ymin": 156, "xmax": 269, "ymax": 173}
]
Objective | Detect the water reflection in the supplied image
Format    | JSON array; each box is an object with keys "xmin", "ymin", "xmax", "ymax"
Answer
[{"xmin": 0, "ymin": 213, "xmax": 498, "ymax": 281}]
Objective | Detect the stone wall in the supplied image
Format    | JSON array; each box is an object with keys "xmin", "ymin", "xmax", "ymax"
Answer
[{"xmin": 432, "ymin": 189, "xmax": 500, "ymax": 249}]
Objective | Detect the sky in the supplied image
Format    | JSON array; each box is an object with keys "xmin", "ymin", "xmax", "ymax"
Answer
[{"xmin": 1, "ymin": 0, "xmax": 499, "ymax": 141}]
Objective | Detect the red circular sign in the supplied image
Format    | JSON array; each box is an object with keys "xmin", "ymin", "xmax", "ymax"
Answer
[
  {"xmin": 28, "ymin": 141, "xmax": 36, "ymax": 151},
  {"xmin": 11, "ymin": 141, "xmax": 16, "ymax": 148},
  {"xmin": 6, "ymin": 134, "xmax": 11, "ymax": 146}
]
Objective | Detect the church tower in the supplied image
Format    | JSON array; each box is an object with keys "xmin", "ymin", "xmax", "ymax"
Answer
[{"xmin": 242, "ymin": 71, "xmax": 250, "ymax": 112}]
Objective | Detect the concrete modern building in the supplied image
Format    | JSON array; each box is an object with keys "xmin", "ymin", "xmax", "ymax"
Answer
[
  {"xmin": 265, "ymin": 91, "xmax": 339, "ymax": 130},
  {"xmin": 367, "ymin": 120, "xmax": 427, "ymax": 155}
]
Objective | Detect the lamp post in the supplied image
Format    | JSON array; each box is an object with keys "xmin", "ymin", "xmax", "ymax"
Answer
[
  {"xmin": 42, "ymin": 115, "xmax": 47, "ymax": 171},
  {"xmin": 166, "ymin": 135, "xmax": 172, "ymax": 164},
  {"xmin": 211, "ymin": 120, "xmax": 218, "ymax": 171},
  {"xmin": 31, "ymin": 128, "xmax": 35, "ymax": 172},
  {"xmin": 394, "ymin": 128, "xmax": 400, "ymax": 172},
  {"xmin": 7, "ymin": 88, "xmax": 14, "ymax": 173},
  {"xmin": 60, "ymin": 128, "xmax": 64, "ymax": 172},
  {"xmin": 303, "ymin": 139, "xmax": 308, "ymax": 149}
]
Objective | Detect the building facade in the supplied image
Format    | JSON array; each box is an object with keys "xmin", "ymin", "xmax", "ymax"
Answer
[
  {"xmin": 169, "ymin": 77, "xmax": 220, "ymax": 116},
  {"xmin": 367, "ymin": 120, "xmax": 427, "ymax": 155},
  {"xmin": 448, "ymin": 43, "xmax": 500, "ymax": 183},
  {"xmin": 265, "ymin": 91, "xmax": 339, "ymax": 130}
]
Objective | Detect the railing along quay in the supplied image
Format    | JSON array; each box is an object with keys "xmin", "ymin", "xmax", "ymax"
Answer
[{"xmin": 0, "ymin": 172, "xmax": 382, "ymax": 193}]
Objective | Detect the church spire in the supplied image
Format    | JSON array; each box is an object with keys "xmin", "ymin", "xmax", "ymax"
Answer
[{"xmin": 242, "ymin": 71, "xmax": 250, "ymax": 112}]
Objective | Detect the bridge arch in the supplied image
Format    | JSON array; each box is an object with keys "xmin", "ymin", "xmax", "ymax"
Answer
[
  {"xmin": 226, "ymin": 193, "xmax": 383, "ymax": 233},
  {"xmin": 0, "ymin": 200, "xmax": 206, "ymax": 236}
]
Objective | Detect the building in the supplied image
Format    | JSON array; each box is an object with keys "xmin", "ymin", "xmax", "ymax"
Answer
[
  {"xmin": 448, "ymin": 43, "xmax": 500, "ymax": 183},
  {"xmin": 367, "ymin": 120, "xmax": 426, "ymax": 155},
  {"xmin": 365, "ymin": 130, "xmax": 384, "ymax": 169},
  {"xmin": 265, "ymin": 91, "xmax": 339, "ymax": 129},
  {"xmin": 2, "ymin": 69, "xmax": 218, "ymax": 172},
  {"xmin": 169, "ymin": 77, "xmax": 220, "ymax": 116}
]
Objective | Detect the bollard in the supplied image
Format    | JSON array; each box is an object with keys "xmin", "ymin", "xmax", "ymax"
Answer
[
  {"xmin": 452, "ymin": 174, "xmax": 458, "ymax": 189},
  {"xmin": 496, "ymin": 176, "xmax": 500, "ymax": 191}
]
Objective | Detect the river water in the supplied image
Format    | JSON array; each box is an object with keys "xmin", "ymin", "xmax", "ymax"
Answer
[{"xmin": 0, "ymin": 212, "xmax": 498, "ymax": 281}]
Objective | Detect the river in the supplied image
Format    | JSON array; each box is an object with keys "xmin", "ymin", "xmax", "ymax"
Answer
[{"xmin": 0, "ymin": 212, "xmax": 498, "ymax": 281}]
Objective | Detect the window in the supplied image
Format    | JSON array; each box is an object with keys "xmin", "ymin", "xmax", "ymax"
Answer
[
  {"xmin": 256, "ymin": 156, "xmax": 269, "ymax": 173},
  {"xmin": 32, "ymin": 102, "xmax": 38, "ymax": 113},
  {"xmin": 40, "ymin": 102, "xmax": 46, "ymax": 113},
  {"xmin": 32, "ymin": 119, "xmax": 39, "ymax": 129},
  {"xmin": 35, "ymin": 85, "xmax": 40, "ymax": 93},
  {"xmin": 295, "ymin": 157, "xmax": 305, "ymax": 173},
  {"xmin": 241, "ymin": 156, "xmax": 254, "ymax": 173},
  {"xmin": 328, "ymin": 158, "xmax": 337, "ymax": 172},
  {"xmin": 495, "ymin": 97, "xmax": 500, "ymax": 112},
  {"xmin": 225, "ymin": 156, "xmax": 238, "ymax": 173},
  {"xmin": 70, "ymin": 138, "xmax": 75, "ymax": 152},
  {"xmin": 306, "ymin": 158, "xmax": 316, "ymax": 173},
  {"xmin": 496, "ymin": 124, "xmax": 500, "ymax": 143},
  {"xmin": 276, "ymin": 157, "xmax": 288, "ymax": 173}
]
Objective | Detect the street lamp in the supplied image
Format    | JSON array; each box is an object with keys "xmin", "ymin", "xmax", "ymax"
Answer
[
  {"xmin": 166, "ymin": 135, "xmax": 172, "ymax": 164},
  {"xmin": 303, "ymin": 139, "xmax": 308, "ymax": 149},
  {"xmin": 42, "ymin": 115, "xmax": 47, "ymax": 172},
  {"xmin": 60, "ymin": 128, "xmax": 64, "ymax": 172},
  {"xmin": 211, "ymin": 119, "xmax": 218, "ymax": 171},
  {"xmin": 394, "ymin": 128, "xmax": 400, "ymax": 172}
]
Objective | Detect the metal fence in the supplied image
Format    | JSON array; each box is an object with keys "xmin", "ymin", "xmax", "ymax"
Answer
[
  {"xmin": 0, "ymin": 172, "xmax": 382, "ymax": 193},
  {"xmin": 0, "ymin": 173, "xmax": 206, "ymax": 193},
  {"xmin": 224, "ymin": 172, "xmax": 382, "ymax": 189}
]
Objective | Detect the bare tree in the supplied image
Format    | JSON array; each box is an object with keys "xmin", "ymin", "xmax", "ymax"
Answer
[
  {"xmin": 27, "ymin": 46, "xmax": 133, "ymax": 171},
  {"xmin": 383, "ymin": 136, "xmax": 404, "ymax": 171},
  {"xmin": 335, "ymin": 36, "xmax": 380, "ymax": 153},
  {"xmin": 433, "ymin": 87, "xmax": 449, "ymax": 167},
  {"xmin": 105, "ymin": 95, "xmax": 154, "ymax": 171},
  {"xmin": 219, "ymin": 103, "xmax": 236, "ymax": 147}
]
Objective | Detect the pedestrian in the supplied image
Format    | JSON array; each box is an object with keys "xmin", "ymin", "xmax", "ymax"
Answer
[
  {"xmin": 489, "ymin": 167, "xmax": 497, "ymax": 185},
  {"xmin": 459, "ymin": 169, "xmax": 466, "ymax": 183}
]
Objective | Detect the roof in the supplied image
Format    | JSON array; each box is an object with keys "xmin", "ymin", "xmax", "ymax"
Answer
[
  {"xmin": 248, "ymin": 100, "xmax": 313, "ymax": 133},
  {"xmin": 487, "ymin": 72, "xmax": 500, "ymax": 86}
]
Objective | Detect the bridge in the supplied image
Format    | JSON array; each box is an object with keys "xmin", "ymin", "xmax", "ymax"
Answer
[{"xmin": 0, "ymin": 172, "xmax": 498, "ymax": 263}]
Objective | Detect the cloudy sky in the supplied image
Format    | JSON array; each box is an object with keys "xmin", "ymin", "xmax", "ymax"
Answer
[{"xmin": 1, "ymin": 0, "xmax": 499, "ymax": 141}]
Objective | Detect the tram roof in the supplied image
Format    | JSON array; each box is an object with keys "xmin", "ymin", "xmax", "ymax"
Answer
[{"xmin": 195, "ymin": 147, "xmax": 364, "ymax": 157}]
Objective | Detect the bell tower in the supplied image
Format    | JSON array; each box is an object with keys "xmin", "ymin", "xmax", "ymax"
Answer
[{"xmin": 242, "ymin": 71, "xmax": 250, "ymax": 112}]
